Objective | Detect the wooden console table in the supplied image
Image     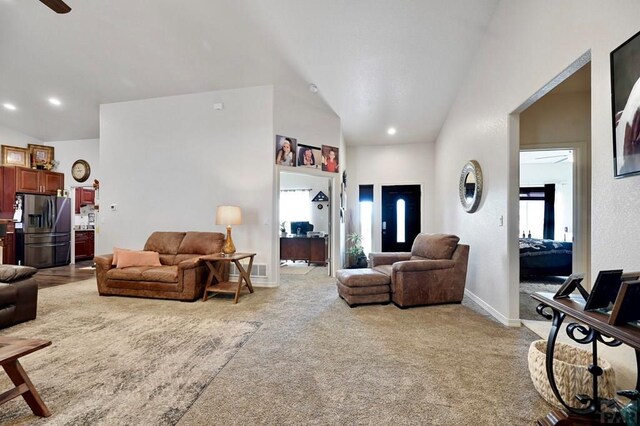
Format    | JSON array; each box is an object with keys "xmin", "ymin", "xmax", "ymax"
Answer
[
  {"xmin": 200, "ymin": 253, "xmax": 255, "ymax": 304},
  {"xmin": 0, "ymin": 337, "xmax": 51, "ymax": 417},
  {"xmin": 532, "ymin": 292, "xmax": 640, "ymax": 425},
  {"xmin": 280, "ymin": 236, "xmax": 327, "ymax": 265}
]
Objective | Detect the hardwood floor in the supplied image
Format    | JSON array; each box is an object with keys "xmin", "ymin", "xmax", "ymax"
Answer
[{"xmin": 34, "ymin": 260, "xmax": 95, "ymax": 289}]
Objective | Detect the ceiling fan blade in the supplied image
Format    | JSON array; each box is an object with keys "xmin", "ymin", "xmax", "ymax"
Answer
[
  {"xmin": 535, "ymin": 154, "xmax": 567, "ymax": 159},
  {"xmin": 39, "ymin": 0, "xmax": 71, "ymax": 14}
]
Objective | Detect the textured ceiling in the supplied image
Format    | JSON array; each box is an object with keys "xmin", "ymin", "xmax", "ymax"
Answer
[{"xmin": 0, "ymin": 0, "xmax": 499, "ymax": 144}]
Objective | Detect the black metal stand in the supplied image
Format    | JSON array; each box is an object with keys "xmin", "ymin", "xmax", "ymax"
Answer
[{"xmin": 536, "ymin": 304, "xmax": 623, "ymax": 419}]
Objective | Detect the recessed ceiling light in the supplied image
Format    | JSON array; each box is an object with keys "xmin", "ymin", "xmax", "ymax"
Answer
[
  {"xmin": 3, "ymin": 103, "xmax": 16, "ymax": 111},
  {"xmin": 48, "ymin": 97, "xmax": 62, "ymax": 106},
  {"xmin": 387, "ymin": 127, "xmax": 396, "ymax": 135}
]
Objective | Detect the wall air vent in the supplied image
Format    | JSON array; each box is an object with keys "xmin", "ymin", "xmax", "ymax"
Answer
[{"xmin": 229, "ymin": 263, "xmax": 267, "ymax": 278}]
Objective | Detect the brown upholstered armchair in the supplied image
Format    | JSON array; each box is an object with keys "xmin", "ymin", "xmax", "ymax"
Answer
[{"xmin": 369, "ymin": 233, "xmax": 469, "ymax": 308}]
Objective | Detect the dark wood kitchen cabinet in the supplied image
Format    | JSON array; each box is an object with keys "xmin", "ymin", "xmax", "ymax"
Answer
[
  {"xmin": 75, "ymin": 188, "xmax": 95, "ymax": 213},
  {"xmin": 75, "ymin": 230, "xmax": 94, "ymax": 261},
  {"xmin": 280, "ymin": 236, "xmax": 327, "ymax": 265},
  {"xmin": 15, "ymin": 167, "xmax": 64, "ymax": 195},
  {"xmin": 0, "ymin": 166, "xmax": 65, "ymax": 220}
]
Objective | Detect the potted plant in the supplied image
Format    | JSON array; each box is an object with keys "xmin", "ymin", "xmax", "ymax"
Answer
[{"xmin": 346, "ymin": 232, "xmax": 368, "ymax": 268}]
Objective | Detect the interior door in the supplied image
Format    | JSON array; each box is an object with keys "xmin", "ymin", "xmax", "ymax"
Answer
[{"xmin": 381, "ymin": 185, "xmax": 421, "ymax": 252}]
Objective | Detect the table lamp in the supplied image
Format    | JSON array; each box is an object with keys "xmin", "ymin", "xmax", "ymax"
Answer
[{"xmin": 216, "ymin": 205, "xmax": 242, "ymax": 255}]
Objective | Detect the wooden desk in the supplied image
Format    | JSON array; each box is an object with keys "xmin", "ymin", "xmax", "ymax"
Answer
[
  {"xmin": 532, "ymin": 292, "xmax": 640, "ymax": 425},
  {"xmin": 0, "ymin": 337, "xmax": 51, "ymax": 417},
  {"xmin": 280, "ymin": 236, "xmax": 327, "ymax": 265},
  {"xmin": 200, "ymin": 253, "xmax": 256, "ymax": 304}
]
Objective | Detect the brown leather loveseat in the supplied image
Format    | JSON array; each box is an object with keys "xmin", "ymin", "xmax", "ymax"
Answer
[
  {"xmin": 94, "ymin": 231, "xmax": 227, "ymax": 301},
  {"xmin": 369, "ymin": 233, "xmax": 469, "ymax": 308},
  {"xmin": 0, "ymin": 265, "xmax": 39, "ymax": 329}
]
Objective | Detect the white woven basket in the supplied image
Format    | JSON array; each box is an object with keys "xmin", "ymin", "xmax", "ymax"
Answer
[{"xmin": 528, "ymin": 339, "xmax": 617, "ymax": 409}]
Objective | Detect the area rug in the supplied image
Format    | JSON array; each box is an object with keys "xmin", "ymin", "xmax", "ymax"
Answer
[
  {"xmin": 0, "ymin": 285, "xmax": 260, "ymax": 425},
  {"xmin": 280, "ymin": 265, "xmax": 315, "ymax": 275}
]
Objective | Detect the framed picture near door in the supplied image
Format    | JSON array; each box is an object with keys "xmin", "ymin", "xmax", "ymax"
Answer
[
  {"xmin": 297, "ymin": 144, "xmax": 321, "ymax": 168},
  {"xmin": 611, "ymin": 29, "xmax": 640, "ymax": 178},
  {"xmin": 275, "ymin": 135, "xmax": 297, "ymax": 167},
  {"xmin": 321, "ymin": 145, "xmax": 339, "ymax": 173}
]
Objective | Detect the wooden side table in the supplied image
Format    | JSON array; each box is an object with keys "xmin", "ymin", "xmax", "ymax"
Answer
[
  {"xmin": 200, "ymin": 253, "xmax": 256, "ymax": 304},
  {"xmin": 0, "ymin": 336, "xmax": 52, "ymax": 417}
]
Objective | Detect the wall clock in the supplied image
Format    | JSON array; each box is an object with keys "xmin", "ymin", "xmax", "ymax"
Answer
[{"xmin": 71, "ymin": 159, "xmax": 91, "ymax": 182}]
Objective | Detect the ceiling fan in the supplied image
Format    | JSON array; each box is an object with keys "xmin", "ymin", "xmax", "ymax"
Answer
[
  {"xmin": 39, "ymin": 0, "xmax": 71, "ymax": 14},
  {"xmin": 535, "ymin": 153, "xmax": 570, "ymax": 163}
]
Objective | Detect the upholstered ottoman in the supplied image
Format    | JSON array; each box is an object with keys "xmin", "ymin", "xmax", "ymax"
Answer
[{"xmin": 336, "ymin": 268, "xmax": 391, "ymax": 307}]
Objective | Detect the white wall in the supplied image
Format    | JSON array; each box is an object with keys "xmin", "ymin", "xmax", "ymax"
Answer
[
  {"xmin": 0, "ymin": 124, "xmax": 41, "ymax": 147},
  {"xmin": 347, "ymin": 142, "xmax": 436, "ymax": 252},
  {"xmin": 435, "ymin": 0, "xmax": 640, "ymax": 325},
  {"xmin": 44, "ymin": 139, "xmax": 100, "ymax": 192},
  {"xmin": 99, "ymin": 86, "xmax": 276, "ymax": 282},
  {"xmin": 280, "ymin": 172, "xmax": 330, "ymax": 233}
]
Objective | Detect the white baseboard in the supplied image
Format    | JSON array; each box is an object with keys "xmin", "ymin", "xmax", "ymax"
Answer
[{"xmin": 464, "ymin": 289, "xmax": 521, "ymax": 327}]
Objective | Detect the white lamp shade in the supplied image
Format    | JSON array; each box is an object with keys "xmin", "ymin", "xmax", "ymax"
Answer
[{"xmin": 216, "ymin": 205, "xmax": 242, "ymax": 226}]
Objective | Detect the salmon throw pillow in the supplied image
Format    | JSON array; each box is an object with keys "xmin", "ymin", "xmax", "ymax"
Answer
[
  {"xmin": 115, "ymin": 250, "xmax": 162, "ymax": 269},
  {"xmin": 112, "ymin": 247, "xmax": 133, "ymax": 265}
]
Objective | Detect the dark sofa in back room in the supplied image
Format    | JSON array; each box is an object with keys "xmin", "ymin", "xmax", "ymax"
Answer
[{"xmin": 0, "ymin": 265, "xmax": 39, "ymax": 330}]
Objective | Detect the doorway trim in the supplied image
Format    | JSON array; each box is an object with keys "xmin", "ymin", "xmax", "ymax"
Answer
[
  {"xmin": 508, "ymin": 50, "xmax": 591, "ymax": 323},
  {"xmin": 276, "ymin": 169, "xmax": 338, "ymax": 280}
]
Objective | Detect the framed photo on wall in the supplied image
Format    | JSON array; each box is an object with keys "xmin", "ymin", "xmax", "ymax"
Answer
[
  {"xmin": 275, "ymin": 135, "xmax": 297, "ymax": 167},
  {"xmin": 611, "ymin": 29, "xmax": 640, "ymax": 178},
  {"xmin": 28, "ymin": 144, "xmax": 54, "ymax": 168},
  {"xmin": 1, "ymin": 145, "xmax": 30, "ymax": 167},
  {"xmin": 321, "ymin": 145, "xmax": 339, "ymax": 173},
  {"xmin": 297, "ymin": 144, "xmax": 321, "ymax": 168}
]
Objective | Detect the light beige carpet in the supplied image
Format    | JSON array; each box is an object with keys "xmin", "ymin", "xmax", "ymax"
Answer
[
  {"xmin": 0, "ymin": 281, "xmax": 259, "ymax": 425},
  {"xmin": 1, "ymin": 269, "xmax": 553, "ymax": 425},
  {"xmin": 279, "ymin": 264, "xmax": 315, "ymax": 275}
]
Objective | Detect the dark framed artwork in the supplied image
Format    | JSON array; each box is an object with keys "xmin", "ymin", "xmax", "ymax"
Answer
[
  {"xmin": 611, "ymin": 29, "xmax": 640, "ymax": 178},
  {"xmin": 553, "ymin": 273, "xmax": 588, "ymax": 300},
  {"xmin": 297, "ymin": 144, "xmax": 321, "ymax": 169},
  {"xmin": 321, "ymin": 145, "xmax": 339, "ymax": 173},
  {"xmin": 275, "ymin": 135, "xmax": 297, "ymax": 167},
  {"xmin": 608, "ymin": 280, "xmax": 640, "ymax": 325},
  {"xmin": 583, "ymin": 269, "xmax": 624, "ymax": 311}
]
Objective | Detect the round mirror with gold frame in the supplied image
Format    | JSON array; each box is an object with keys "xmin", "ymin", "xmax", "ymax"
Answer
[{"xmin": 459, "ymin": 160, "xmax": 483, "ymax": 213}]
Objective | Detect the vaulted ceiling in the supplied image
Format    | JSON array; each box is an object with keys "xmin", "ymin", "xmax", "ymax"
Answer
[{"xmin": 0, "ymin": 0, "xmax": 499, "ymax": 145}]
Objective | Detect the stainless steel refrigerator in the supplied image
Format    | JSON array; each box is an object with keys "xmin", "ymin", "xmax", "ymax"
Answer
[{"xmin": 16, "ymin": 194, "xmax": 71, "ymax": 268}]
